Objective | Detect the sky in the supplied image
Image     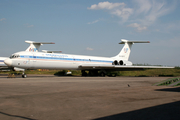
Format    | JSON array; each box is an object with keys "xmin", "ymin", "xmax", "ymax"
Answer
[{"xmin": 0, "ymin": 0, "xmax": 180, "ymax": 66}]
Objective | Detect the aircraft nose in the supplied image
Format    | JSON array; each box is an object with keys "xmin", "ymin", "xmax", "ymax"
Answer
[{"xmin": 4, "ymin": 59, "xmax": 12, "ymax": 66}]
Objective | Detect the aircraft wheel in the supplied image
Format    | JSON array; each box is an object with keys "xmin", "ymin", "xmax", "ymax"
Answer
[{"xmin": 22, "ymin": 74, "xmax": 27, "ymax": 78}]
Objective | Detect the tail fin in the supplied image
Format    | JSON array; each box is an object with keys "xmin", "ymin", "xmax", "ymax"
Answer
[
  {"xmin": 113, "ymin": 39, "xmax": 150, "ymax": 60},
  {"xmin": 25, "ymin": 41, "xmax": 55, "ymax": 52}
]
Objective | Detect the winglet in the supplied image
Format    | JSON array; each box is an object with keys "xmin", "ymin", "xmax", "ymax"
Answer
[{"xmin": 25, "ymin": 40, "xmax": 55, "ymax": 52}]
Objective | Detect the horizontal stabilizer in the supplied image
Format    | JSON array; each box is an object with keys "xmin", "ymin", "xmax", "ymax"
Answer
[
  {"xmin": 25, "ymin": 40, "xmax": 55, "ymax": 52},
  {"xmin": 42, "ymin": 50, "xmax": 62, "ymax": 53},
  {"xmin": 119, "ymin": 39, "xmax": 150, "ymax": 44},
  {"xmin": 25, "ymin": 41, "xmax": 55, "ymax": 45}
]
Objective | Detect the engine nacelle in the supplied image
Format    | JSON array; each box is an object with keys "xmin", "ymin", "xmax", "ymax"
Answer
[
  {"xmin": 113, "ymin": 60, "xmax": 132, "ymax": 66},
  {"xmin": 119, "ymin": 60, "xmax": 123, "ymax": 65},
  {"xmin": 112, "ymin": 60, "xmax": 119, "ymax": 65},
  {"xmin": 13, "ymin": 67, "xmax": 25, "ymax": 72}
]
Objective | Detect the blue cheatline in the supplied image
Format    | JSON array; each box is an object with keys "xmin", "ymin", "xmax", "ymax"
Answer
[{"xmin": 20, "ymin": 55, "xmax": 113, "ymax": 63}]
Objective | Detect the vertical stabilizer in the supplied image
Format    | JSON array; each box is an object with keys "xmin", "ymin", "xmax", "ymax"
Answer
[
  {"xmin": 112, "ymin": 39, "xmax": 150, "ymax": 60},
  {"xmin": 25, "ymin": 41, "xmax": 55, "ymax": 52}
]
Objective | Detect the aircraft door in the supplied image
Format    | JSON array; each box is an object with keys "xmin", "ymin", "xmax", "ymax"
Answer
[
  {"xmin": 29, "ymin": 53, "xmax": 36, "ymax": 69},
  {"xmin": 73, "ymin": 56, "xmax": 76, "ymax": 64},
  {"xmin": 32, "ymin": 53, "xmax": 37, "ymax": 65}
]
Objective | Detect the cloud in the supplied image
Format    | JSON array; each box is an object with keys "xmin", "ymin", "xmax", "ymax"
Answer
[
  {"xmin": 87, "ymin": 1, "xmax": 125, "ymax": 10},
  {"xmin": 111, "ymin": 8, "xmax": 133, "ymax": 22},
  {"xmin": 86, "ymin": 47, "xmax": 94, "ymax": 51},
  {"xmin": 24, "ymin": 23, "xmax": 34, "ymax": 28},
  {"xmin": 132, "ymin": 0, "xmax": 176, "ymax": 31},
  {"xmin": 0, "ymin": 18, "xmax": 6, "ymax": 21},
  {"xmin": 88, "ymin": 0, "xmax": 176, "ymax": 32},
  {"xmin": 88, "ymin": 1, "xmax": 133, "ymax": 22},
  {"xmin": 134, "ymin": 0, "xmax": 176, "ymax": 26},
  {"xmin": 88, "ymin": 19, "xmax": 100, "ymax": 24},
  {"xmin": 135, "ymin": 0, "xmax": 152, "ymax": 14},
  {"xmin": 128, "ymin": 23, "xmax": 147, "ymax": 32},
  {"xmin": 87, "ymin": 18, "xmax": 104, "ymax": 24}
]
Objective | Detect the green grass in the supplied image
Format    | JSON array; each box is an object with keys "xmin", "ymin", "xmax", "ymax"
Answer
[
  {"xmin": 157, "ymin": 78, "xmax": 180, "ymax": 86},
  {"xmin": 116, "ymin": 68, "xmax": 180, "ymax": 77},
  {"xmin": 1, "ymin": 68, "xmax": 180, "ymax": 77},
  {"xmin": 174, "ymin": 83, "xmax": 180, "ymax": 86}
]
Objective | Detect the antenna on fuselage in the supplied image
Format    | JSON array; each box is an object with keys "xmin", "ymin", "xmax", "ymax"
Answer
[{"xmin": 25, "ymin": 41, "xmax": 55, "ymax": 52}]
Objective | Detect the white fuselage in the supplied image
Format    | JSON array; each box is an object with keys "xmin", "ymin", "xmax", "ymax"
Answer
[
  {"xmin": 7, "ymin": 51, "xmax": 121, "ymax": 70},
  {"xmin": 4, "ymin": 40, "xmax": 173, "ymax": 75}
]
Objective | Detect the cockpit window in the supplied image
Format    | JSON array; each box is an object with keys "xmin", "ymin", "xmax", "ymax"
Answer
[
  {"xmin": 10, "ymin": 55, "xmax": 14, "ymax": 59},
  {"xmin": 10, "ymin": 54, "xmax": 20, "ymax": 59}
]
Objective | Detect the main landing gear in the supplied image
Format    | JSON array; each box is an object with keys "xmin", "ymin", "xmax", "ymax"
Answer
[
  {"xmin": 81, "ymin": 70, "xmax": 106, "ymax": 77},
  {"xmin": 81, "ymin": 70, "xmax": 88, "ymax": 76}
]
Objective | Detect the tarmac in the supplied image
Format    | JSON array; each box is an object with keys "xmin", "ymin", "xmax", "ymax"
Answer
[{"xmin": 0, "ymin": 75, "xmax": 180, "ymax": 120}]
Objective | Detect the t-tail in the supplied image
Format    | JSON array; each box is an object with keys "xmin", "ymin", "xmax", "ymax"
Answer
[
  {"xmin": 112, "ymin": 39, "xmax": 150, "ymax": 61},
  {"xmin": 25, "ymin": 41, "xmax": 55, "ymax": 52}
]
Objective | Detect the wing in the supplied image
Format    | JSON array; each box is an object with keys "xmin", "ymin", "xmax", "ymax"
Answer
[
  {"xmin": 42, "ymin": 50, "xmax": 62, "ymax": 53},
  {"xmin": 78, "ymin": 64, "xmax": 174, "ymax": 71}
]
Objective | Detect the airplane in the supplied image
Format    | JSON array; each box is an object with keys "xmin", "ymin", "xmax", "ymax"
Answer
[
  {"xmin": 4, "ymin": 39, "xmax": 174, "ymax": 78},
  {"xmin": 0, "ymin": 41, "xmax": 49, "ymax": 72},
  {"xmin": 0, "ymin": 57, "xmax": 26, "ymax": 71},
  {"xmin": 0, "ymin": 57, "xmax": 10, "ymax": 71}
]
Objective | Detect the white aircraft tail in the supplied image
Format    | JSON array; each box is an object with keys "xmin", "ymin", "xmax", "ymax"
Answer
[
  {"xmin": 25, "ymin": 41, "xmax": 55, "ymax": 52},
  {"xmin": 113, "ymin": 39, "xmax": 150, "ymax": 60}
]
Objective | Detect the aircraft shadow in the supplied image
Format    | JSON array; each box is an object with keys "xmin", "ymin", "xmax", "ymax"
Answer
[
  {"xmin": 0, "ymin": 111, "xmax": 36, "ymax": 120},
  {"xmin": 93, "ymin": 101, "xmax": 180, "ymax": 120},
  {"xmin": 155, "ymin": 87, "xmax": 180, "ymax": 92}
]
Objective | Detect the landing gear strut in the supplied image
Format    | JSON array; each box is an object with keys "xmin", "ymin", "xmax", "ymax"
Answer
[
  {"xmin": 81, "ymin": 70, "xmax": 87, "ymax": 76},
  {"xmin": 81, "ymin": 70, "xmax": 107, "ymax": 77},
  {"xmin": 22, "ymin": 73, "xmax": 27, "ymax": 78},
  {"xmin": 88, "ymin": 70, "xmax": 99, "ymax": 76},
  {"xmin": 99, "ymin": 71, "xmax": 106, "ymax": 77}
]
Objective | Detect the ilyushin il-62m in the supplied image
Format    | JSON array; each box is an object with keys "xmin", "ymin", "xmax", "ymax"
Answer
[{"xmin": 4, "ymin": 39, "xmax": 173, "ymax": 78}]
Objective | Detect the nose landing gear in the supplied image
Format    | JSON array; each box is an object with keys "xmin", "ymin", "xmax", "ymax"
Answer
[{"xmin": 22, "ymin": 73, "xmax": 27, "ymax": 78}]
